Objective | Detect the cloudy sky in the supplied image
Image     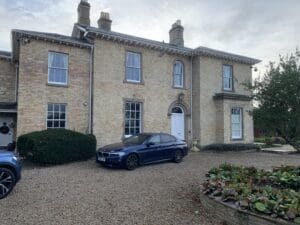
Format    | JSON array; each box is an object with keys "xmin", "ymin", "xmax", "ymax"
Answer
[{"xmin": 0, "ymin": 0, "xmax": 299, "ymax": 78}]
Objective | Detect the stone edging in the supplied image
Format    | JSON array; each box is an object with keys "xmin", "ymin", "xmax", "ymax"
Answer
[{"xmin": 199, "ymin": 192, "xmax": 296, "ymax": 225}]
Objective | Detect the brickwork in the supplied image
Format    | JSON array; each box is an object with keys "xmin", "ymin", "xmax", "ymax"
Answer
[
  {"xmin": 17, "ymin": 40, "xmax": 90, "ymax": 137},
  {"xmin": 0, "ymin": 59, "xmax": 15, "ymax": 102},
  {"xmin": 93, "ymin": 39, "xmax": 191, "ymax": 147},
  {"xmin": 192, "ymin": 56, "xmax": 254, "ymax": 146}
]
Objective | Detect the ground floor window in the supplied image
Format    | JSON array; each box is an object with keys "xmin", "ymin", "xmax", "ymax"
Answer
[
  {"xmin": 231, "ymin": 107, "xmax": 243, "ymax": 139},
  {"xmin": 47, "ymin": 103, "xmax": 66, "ymax": 129},
  {"xmin": 124, "ymin": 101, "xmax": 142, "ymax": 137}
]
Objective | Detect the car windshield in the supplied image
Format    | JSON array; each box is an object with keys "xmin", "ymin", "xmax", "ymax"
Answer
[{"xmin": 123, "ymin": 134, "xmax": 150, "ymax": 145}]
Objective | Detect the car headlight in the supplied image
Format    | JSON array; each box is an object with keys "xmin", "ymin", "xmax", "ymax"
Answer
[
  {"xmin": 110, "ymin": 152, "xmax": 126, "ymax": 157},
  {"xmin": 12, "ymin": 156, "xmax": 18, "ymax": 161}
]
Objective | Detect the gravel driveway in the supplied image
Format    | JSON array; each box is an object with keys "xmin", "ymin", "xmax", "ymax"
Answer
[{"xmin": 1, "ymin": 151, "xmax": 300, "ymax": 225}]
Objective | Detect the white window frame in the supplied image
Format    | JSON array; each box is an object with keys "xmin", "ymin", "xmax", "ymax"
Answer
[
  {"xmin": 47, "ymin": 103, "xmax": 67, "ymax": 129},
  {"xmin": 48, "ymin": 51, "xmax": 69, "ymax": 85},
  {"xmin": 125, "ymin": 51, "xmax": 141, "ymax": 83},
  {"xmin": 124, "ymin": 101, "xmax": 142, "ymax": 137},
  {"xmin": 223, "ymin": 65, "xmax": 233, "ymax": 91},
  {"xmin": 173, "ymin": 60, "xmax": 184, "ymax": 88},
  {"xmin": 231, "ymin": 107, "xmax": 243, "ymax": 139}
]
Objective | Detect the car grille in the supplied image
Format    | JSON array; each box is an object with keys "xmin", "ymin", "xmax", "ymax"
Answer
[{"xmin": 98, "ymin": 152, "xmax": 109, "ymax": 157}]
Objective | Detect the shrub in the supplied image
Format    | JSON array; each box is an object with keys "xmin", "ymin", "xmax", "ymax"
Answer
[
  {"xmin": 17, "ymin": 129, "xmax": 96, "ymax": 165},
  {"xmin": 202, "ymin": 164, "xmax": 300, "ymax": 223},
  {"xmin": 200, "ymin": 143, "xmax": 260, "ymax": 151}
]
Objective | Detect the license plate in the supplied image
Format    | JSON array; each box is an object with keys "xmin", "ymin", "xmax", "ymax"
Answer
[{"xmin": 98, "ymin": 157, "xmax": 105, "ymax": 162}]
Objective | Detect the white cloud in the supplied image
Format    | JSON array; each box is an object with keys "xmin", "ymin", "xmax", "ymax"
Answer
[{"xmin": 0, "ymin": 0, "xmax": 299, "ymax": 78}]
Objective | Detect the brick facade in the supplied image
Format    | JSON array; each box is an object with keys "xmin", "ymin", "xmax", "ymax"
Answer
[
  {"xmin": 0, "ymin": 1, "xmax": 260, "ymax": 148},
  {"xmin": 0, "ymin": 59, "xmax": 15, "ymax": 102},
  {"xmin": 17, "ymin": 40, "xmax": 90, "ymax": 136},
  {"xmin": 93, "ymin": 39, "xmax": 191, "ymax": 147}
]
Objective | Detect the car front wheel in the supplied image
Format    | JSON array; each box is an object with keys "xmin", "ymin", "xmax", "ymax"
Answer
[
  {"xmin": 173, "ymin": 150, "xmax": 183, "ymax": 163},
  {"xmin": 0, "ymin": 168, "xmax": 16, "ymax": 199},
  {"xmin": 126, "ymin": 154, "xmax": 138, "ymax": 170}
]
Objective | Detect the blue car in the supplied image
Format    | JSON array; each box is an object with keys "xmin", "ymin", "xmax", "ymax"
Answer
[
  {"xmin": 0, "ymin": 150, "xmax": 22, "ymax": 199},
  {"xmin": 96, "ymin": 133, "xmax": 188, "ymax": 170}
]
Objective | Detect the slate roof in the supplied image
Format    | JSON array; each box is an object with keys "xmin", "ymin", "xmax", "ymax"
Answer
[
  {"xmin": 84, "ymin": 25, "xmax": 261, "ymax": 65},
  {"xmin": 12, "ymin": 29, "xmax": 92, "ymax": 48},
  {"xmin": 0, "ymin": 50, "xmax": 12, "ymax": 60},
  {"xmin": 86, "ymin": 26, "xmax": 193, "ymax": 56},
  {"xmin": 10, "ymin": 27, "xmax": 261, "ymax": 65}
]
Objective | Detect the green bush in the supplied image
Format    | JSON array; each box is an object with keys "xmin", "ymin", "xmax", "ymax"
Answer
[
  {"xmin": 17, "ymin": 129, "xmax": 96, "ymax": 165},
  {"xmin": 201, "ymin": 143, "xmax": 260, "ymax": 151},
  {"xmin": 254, "ymin": 136, "xmax": 286, "ymax": 145},
  {"xmin": 202, "ymin": 164, "xmax": 300, "ymax": 223}
]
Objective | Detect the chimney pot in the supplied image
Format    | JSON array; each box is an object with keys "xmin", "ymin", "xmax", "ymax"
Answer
[
  {"xmin": 169, "ymin": 20, "xmax": 184, "ymax": 47},
  {"xmin": 98, "ymin": 12, "xmax": 112, "ymax": 31},
  {"xmin": 77, "ymin": 0, "xmax": 90, "ymax": 26}
]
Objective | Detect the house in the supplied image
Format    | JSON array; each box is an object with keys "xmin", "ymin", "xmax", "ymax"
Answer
[{"xmin": 0, "ymin": 0, "xmax": 260, "ymax": 149}]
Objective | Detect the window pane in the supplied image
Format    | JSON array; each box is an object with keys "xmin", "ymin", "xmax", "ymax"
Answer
[
  {"xmin": 54, "ymin": 121, "xmax": 59, "ymax": 128},
  {"xmin": 231, "ymin": 108, "xmax": 242, "ymax": 139},
  {"xmin": 60, "ymin": 105, "xmax": 66, "ymax": 112},
  {"xmin": 149, "ymin": 135, "xmax": 160, "ymax": 144},
  {"xmin": 47, "ymin": 112, "xmax": 53, "ymax": 120},
  {"xmin": 136, "ymin": 120, "xmax": 140, "ymax": 127},
  {"xmin": 60, "ymin": 113, "xmax": 66, "ymax": 120},
  {"xmin": 223, "ymin": 65, "xmax": 232, "ymax": 90},
  {"xmin": 60, "ymin": 121, "xmax": 65, "ymax": 128},
  {"xmin": 130, "ymin": 103, "xmax": 135, "ymax": 110},
  {"xmin": 54, "ymin": 104, "xmax": 59, "ymax": 111},
  {"xmin": 48, "ymin": 104, "xmax": 53, "ymax": 111},
  {"xmin": 161, "ymin": 134, "xmax": 176, "ymax": 143},
  {"xmin": 124, "ymin": 102, "xmax": 142, "ymax": 136},
  {"xmin": 48, "ymin": 52, "xmax": 68, "ymax": 84},
  {"xmin": 47, "ymin": 121, "xmax": 53, "ymax": 128}
]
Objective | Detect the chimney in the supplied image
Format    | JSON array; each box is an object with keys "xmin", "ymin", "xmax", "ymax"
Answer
[
  {"xmin": 169, "ymin": 20, "xmax": 184, "ymax": 47},
  {"xmin": 98, "ymin": 12, "xmax": 112, "ymax": 31},
  {"xmin": 77, "ymin": 0, "xmax": 90, "ymax": 26}
]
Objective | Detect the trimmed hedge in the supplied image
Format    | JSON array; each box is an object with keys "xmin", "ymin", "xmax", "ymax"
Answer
[
  {"xmin": 17, "ymin": 129, "xmax": 96, "ymax": 165},
  {"xmin": 200, "ymin": 143, "xmax": 260, "ymax": 151}
]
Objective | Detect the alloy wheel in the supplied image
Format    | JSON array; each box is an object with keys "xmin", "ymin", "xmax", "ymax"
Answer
[
  {"xmin": 174, "ymin": 150, "xmax": 183, "ymax": 163},
  {"xmin": 0, "ymin": 168, "xmax": 15, "ymax": 199},
  {"xmin": 126, "ymin": 154, "xmax": 138, "ymax": 170}
]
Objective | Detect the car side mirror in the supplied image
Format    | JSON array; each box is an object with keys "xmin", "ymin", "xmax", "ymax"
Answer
[{"xmin": 146, "ymin": 142, "xmax": 155, "ymax": 147}]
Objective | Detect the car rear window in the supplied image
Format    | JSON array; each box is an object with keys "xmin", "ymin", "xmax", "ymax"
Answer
[{"xmin": 161, "ymin": 134, "xmax": 176, "ymax": 143}]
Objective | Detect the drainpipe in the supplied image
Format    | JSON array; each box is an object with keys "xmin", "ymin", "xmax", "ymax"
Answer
[
  {"xmin": 88, "ymin": 45, "xmax": 94, "ymax": 134},
  {"xmin": 76, "ymin": 25, "xmax": 93, "ymax": 134},
  {"xmin": 190, "ymin": 55, "xmax": 193, "ymax": 147},
  {"xmin": 14, "ymin": 63, "xmax": 19, "ymax": 103}
]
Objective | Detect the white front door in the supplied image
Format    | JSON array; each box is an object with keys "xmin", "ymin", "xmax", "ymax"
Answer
[
  {"xmin": 0, "ymin": 117, "xmax": 14, "ymax": 147},
  {"xmin": 171, "ymin": 107, "xmax": 185, "ymax": 140}
]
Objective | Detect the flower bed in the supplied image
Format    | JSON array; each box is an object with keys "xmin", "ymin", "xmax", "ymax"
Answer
[{"xmin": 201, "ymin": 164, "xmax": 300, "ymax": 224}]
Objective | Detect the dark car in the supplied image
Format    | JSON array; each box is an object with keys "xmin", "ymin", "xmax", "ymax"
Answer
[
  {"xmin": 96, "ymin": 133, "xmax": 188, "ymax": 170},
  {"xmin": 0, "ymin": 150, "xmax": 22, "ymax": 199}
]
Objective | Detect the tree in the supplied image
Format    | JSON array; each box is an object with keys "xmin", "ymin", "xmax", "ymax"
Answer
[{"xmin": 248, "ymin": 49, "xmax": 300, "ymax": 150}]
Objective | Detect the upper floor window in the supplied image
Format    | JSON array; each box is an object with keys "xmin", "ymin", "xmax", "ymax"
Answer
[
  {"xmin": 223, "ymin": 65, "xmax": 233, "ymax": 91},
  {"xmin": 126, "ymin": 51, "xmax": 141, "ymax": 83},
  {"xmin": 48, "ymin": 52, "xmax": 68, "ymax": 85},
  {"xmin": 173, "ymin": 60, "xmax": 184, "ymax": 88},
  {"xmin": 47, "ymin": 103, "xmax": 66, "ymax": 129}
]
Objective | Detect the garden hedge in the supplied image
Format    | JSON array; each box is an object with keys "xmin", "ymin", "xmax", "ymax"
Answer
[{"xmin": 17, "ymin": 129, "xmax": 96, "ymax": 165}]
